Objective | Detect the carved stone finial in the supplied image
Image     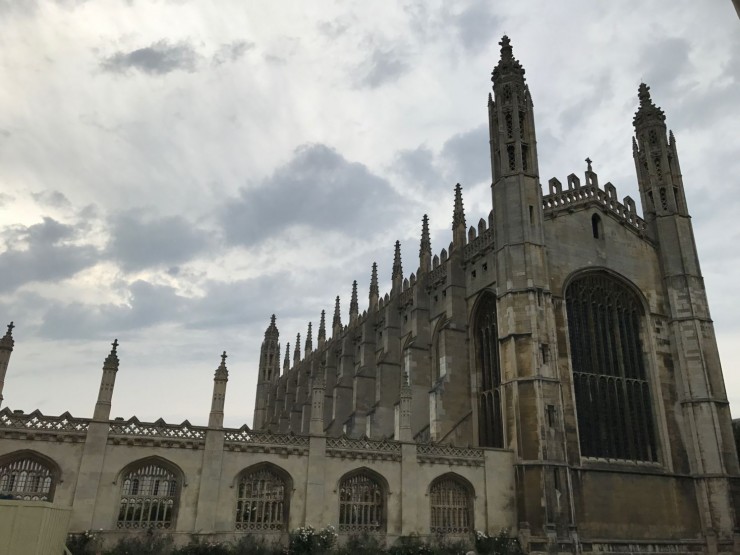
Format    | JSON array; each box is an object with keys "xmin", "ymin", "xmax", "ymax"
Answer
[
  {"xmin": 586, "ymin": 157, "xmax": 593, "ymax": 172},
  {"xmin": 318, "ymin": 310, "xmax": 326, "ymax": 342},
  {"xmin": 453, "ymin": 183, "xmax": 466, "ymax": 230},
  {"xmin": 332, "ymin": 296, "xmax": 342, "ymax": 330},
  {"xmin": 420, "ymin": 214, "xmax": 431, "ymax": 258},
  {"xmin": 1, "ymin": 321, "xmax": 15, "ymax": 349},
  {"xmin": 633, "ymin": 82, "xmax": 665, "ymax": 127},
  {"xmin": 350, "ymin": 280, "xmax": 359, "ymax": 319},
  {"xmin": 492, "ymin": 35, "xmax": 525, "ymax": 84},
  {"xmin": 369, "ymin": 263, "xmax": 379, "ymax": 300},
  {"xmin": 305, "ymin": 322, "xmax": 313, "ymax": 353},
  {"xmin": 215, "ymin": 351, "xmax": 229, "ymax": 380},
  {"xmin": 283, "ymin": 342, "xmax": 291, "ymax": 371},
  {"xmin": 104, "ymin": 339, "xmax": 119, "ymax": 369},
  {"xmin": 264, "ymin": 314, "xmax": 279, "ymax": 339},
  {"xmin": 392, "ymin": 241, "xmax": 403, "ymax": 280}
]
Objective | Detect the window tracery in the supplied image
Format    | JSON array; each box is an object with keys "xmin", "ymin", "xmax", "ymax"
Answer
[
  {"xmin": 429, "ymin": 475, "xmax": 473, "ymax": 534},
  {"xmin": 566, "ymin": 272, "xmax": 657, "ymax": 461},
  {"xmin": 117, "ymin": 461, "xmax": 179, "ymax": 529},
  {"xmin": 475, "ymin": 293, "xmax": 504, "ymax": 448},
  {"xmin": 0, "ymin": 455, "xmax": 55, "ymax": 501},
  {"xmin": 338, "ymin": 471, "xmax": 385, "ymax": 533},
  {"xmin": 235, "ymin": 465, "xmax": 289, "ymax": 530}
]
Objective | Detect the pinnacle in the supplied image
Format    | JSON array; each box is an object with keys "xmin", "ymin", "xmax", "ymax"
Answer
[
  {"xmin": 453, "ymin": 183, "xmax": 466, "ymax": 230},
  {"xmin": 369, "ymin": 262, "xmax": 379, "ymax": 299},
  {"xmin": 104, "ymin": 339, "xmax": 119, "ymax": 368},
  {"xmin": 492, "ymin": 35, "xmax": 525, "ymax": 84},
  {"xmin": 350, "ymin": 280, "xmax": 359, "ymax": 318},
  {"xmin": 305, "ymin": 322, "xmax": 313, "ymax": 352},
  {"xmin": 215, "ymin": 351, "xmax": 229, "ymax": 379},
  {"xmin": 420, "ymin": 215, "xmax": 431, "ymax": 255},
  {"xmin": 392, "ymin": 241, "xmax": 403, "ymax": 280},
  {"xmin": 0, "ymin": 321, "xmax": 14, "ymax": 349},
  {"xmin": 633, "ymin": 82, "xmax": 665, "ymax": 127},
  {"xmin": 318, "ymin": 310, "xmax": 326, "ymax": 341},
  {"xmin": 333, "ymin": 296, "xmax": 342, "ymax": 329}
]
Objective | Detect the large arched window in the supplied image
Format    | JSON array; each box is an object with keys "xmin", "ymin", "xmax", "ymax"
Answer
[
  {"xmin": 235, "ymin": 463, "xmax": 291, "ymax": 531},
  {"xmin": 0, "ymin": 451, "xmax": 58, "ymax": 501},
  {"xmin": 566, "ymin": 272, "xmax": 657, "ymax": 461},
  {"xmin": 429, "ymin": 474, "xmax": 473, "ymax": 535},
  {"xmin": 117, "ymin": 458, "xmax": 180, "ymax": 529},
  {"xmin": 474, "ymin": 292, "xmax": 504, "ymax": 448},
  {"xmin": 338, "ymin": 469, "xmax": 386, "ymax": 533}
]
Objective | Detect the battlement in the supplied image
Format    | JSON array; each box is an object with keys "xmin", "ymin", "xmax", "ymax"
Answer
[{"xmin": 542, "ymin": 171, "xmax": 647, "ymax": 235}]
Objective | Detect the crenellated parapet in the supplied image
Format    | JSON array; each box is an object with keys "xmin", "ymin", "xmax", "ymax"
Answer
[
  {"xmin": 0, "ymin": 407, "xmax": 89, "ymax": 442},
  {"xmin": 542, "ymin": 167, "xmax": 647, "ymax": 236},
  {"xmin": 108, "ymin": 415, "xmax": 208, "ymax": 448}
]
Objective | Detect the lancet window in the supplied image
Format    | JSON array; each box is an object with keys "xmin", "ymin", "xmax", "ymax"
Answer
[
  {"xmin": 566, "ymin": 272, "xmax": 657, "ymax": 462},
  {"xmin": 338, "ymin": 470, "xmax": 385, "ymax": 533},
  {"xmin": 235, "ymin": 464, "xmax": 290, "ymax": 531},
  {"xmin": 117, "ymin": 460, "xmax": 179, "ymax": 529},
  {"xmin": 429, "ymin": 474, "xmax": 473, "ymax": 534},
  {"xmin": 0, "ymin": 454, "xmax": 56, "ymax": 501},
  {"xmin": 475, "ymin": 293, "xmax": 504, "ymax": 448}
]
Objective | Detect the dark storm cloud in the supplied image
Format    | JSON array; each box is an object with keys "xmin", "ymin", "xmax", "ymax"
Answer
[
  {"xmin": 31, "ymin": 190, "xmax": 71, "ymax": 209},
  {"xmin": 440, "ymin": 125, "xmax": 490, "ymax": 185},
  {"xmin": 212, "ymin": 40, "xmax": 254, "ymax": 66},
  {"xmin": 222, "ymin": 143, "xmax": 405, "ymax": 246},
  {"xmin": 357, "ymin": 48, "xmax": 409, "ymax": 88},
  {"xmin": 100, "ymin": 40, "xmax": 199, "ymax": 75},
  {"xmin": 35, "ymin": 273, "xmax": 293, "ymax": 340},
  {"xmin": 38, "ymin": 280, "xmax": 185, "ymax": 340},
  {"xmin": 107, "ymin": 212, "xmax": 211, "ymax": 272},
  {"xmin": 0, "ymin": 217, "xmax": 99, "ymax": 293}
]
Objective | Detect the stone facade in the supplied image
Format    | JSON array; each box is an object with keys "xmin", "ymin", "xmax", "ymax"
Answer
[{"xmin": 1, "ymin": 37, "xmax": 739, "ymax": 554}]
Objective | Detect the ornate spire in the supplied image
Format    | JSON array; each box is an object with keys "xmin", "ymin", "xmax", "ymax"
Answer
[
  {"xmin": 283, "ymin": 342, "xmax": 291, "ymax": 371},
  {"xmin": 491, "ymin": 35, "xmax": 525, "ymax": 84},
  {"xmin": 305, "ymin": 322, "xmax": 313, "ymax": 354},
  {"xmin": 318, "ymin": 310, "xmax": 326, "ymax": 346},
  {"xmin": 633, "ymin": 83, "xmax": 665, "ymax": 127},
  {"xmin": 0, "ymin": 322, "xmax": 14, "ymax": 350},
  {"xmin": 264, "ymin": 314, "xmax": 279, "ymax": 340},
  {"xmin": 419, "ymin": 215, "xmax": 431, "ymax": 273},
  {"xmin": 453, "ymin": 183, "xmax": 466, "ymax": 230},
  {"xmin": 392, "ymin": 240, "xmax": 402, "ymax": 278},
  {"xmin": 350, "ymin": 280, "xmax": 359, "ymax": 322},
  {"xmin": 104, "ymin": 339, "xmax": 119, "ymax": 370},
  {"xmin": 369, "ymin": 262, "xmax": 379, "ymax": 308},
  {"xmin": 215, "ymin": 351, "xmax": 228, "ymax": 380},
  {"xmin": 332, "ymin": 296, "xmax": 342, "ymax": 333},
  {"xmin": 293, "ymin": 334, "xmax": 301, "ymax": 366}
]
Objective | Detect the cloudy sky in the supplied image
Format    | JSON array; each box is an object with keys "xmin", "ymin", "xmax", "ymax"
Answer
[{"xmin": 0, "ymin": 1, "xmax": 738, "ymax": 428}]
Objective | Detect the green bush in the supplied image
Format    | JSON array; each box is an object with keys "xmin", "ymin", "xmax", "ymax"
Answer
[
  {"xmin": 288, "ymin": 525, "xmax": 338, "ymax": 554},
  {"xmin": 334, "ymin": 532, "xmax": 385, "ymax": 555},
  {"xmin": 388, "ymin": 534, "xmax": 433, "ymax": 555},
  {"xmin": 103, "ymin": 531, "xmax": 174, "ymax": 555}
]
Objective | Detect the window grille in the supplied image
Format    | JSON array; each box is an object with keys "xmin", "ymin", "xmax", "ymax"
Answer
[
  {"xmin": 429, "ymin": 476, "xmax": 473, "ymax": 534},
  {"xmin": 117, "ymin": 462, "xmax": 178, "ymax": 529},
  {"xmin": 475, "ymin": 293, "xmax": 504, "ymax": 448},
  {"xmin": 0, "ymin": 457, "xmax": 54, "ymax": 501},
  {"xmin": 338, "ymin": 472, "xmax": 385, "ymax": 533},
  {"xmin": 566, "ymin": 273, "xmax": 657, "ymax": 461},
  {"xmin": 235, "ymin": 466, "xmax": 288, "ymax": 530}
]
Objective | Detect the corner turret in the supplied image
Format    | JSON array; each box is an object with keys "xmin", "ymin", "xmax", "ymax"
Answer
[
  {"xmin": 93, "ymin": 339, "xmax": 119, "ymax": 421},
  {"xmin": 0, "ymin": 322, "xmax": 15, "ymax": 409}
]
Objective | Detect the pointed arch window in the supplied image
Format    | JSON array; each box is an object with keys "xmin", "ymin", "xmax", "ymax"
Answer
[
  {"xmin": 338, "ymin": 470, "xmax": 386, "ymax": 533},
  {"xmin": 235, "ymin": 464, "xmax": 290, "ymax": 531},
  {"xmin": 0, "ymin": 453, "xmax": 57, "ymax": 501},
  {"xmin": 429, "ymin": 474, "xmax": 474, "ymax": 534},
  {"xmin": 566, "ymin": 272, "xmax": 657, "ymax": 462},
  {"xmin": 117, "ymin": 460, "xmax": 179, "ymax": 529},
  {"xmin": 475, "ymin": 292, "xmax": 504, "ymax": 448}
]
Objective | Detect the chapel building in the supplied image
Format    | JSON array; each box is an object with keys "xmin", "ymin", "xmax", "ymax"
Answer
[{"xmin": 1, "ymin": 37, "xmax": 738, "ymax": 555}]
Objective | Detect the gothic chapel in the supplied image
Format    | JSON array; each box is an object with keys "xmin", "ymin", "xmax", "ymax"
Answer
[{"xmin": 1, "ymin": 37, "xmax": 738, "ymax": 554}]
